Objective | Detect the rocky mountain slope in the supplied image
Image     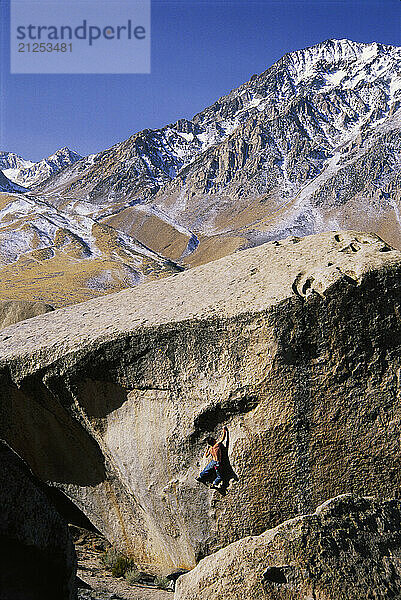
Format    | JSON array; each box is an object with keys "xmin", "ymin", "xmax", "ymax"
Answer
[
  {"xmin": 0, "ymin": 169, "xmax": 26, "ymax": 193},
  {"xmin": 0, "ymin": 193, "xmax": 181, "ymax": 307},
  {"xmin": 0, "ymin": 299, "xmax": 54, "ymax": 330},
  {"xmin": 37, "ymin": 39, "xmax": 401, "ymax": 258},
  {"xmin": 0, "ymin": 147, "xmax": 82, "ymax": 188},
  {"xmin": 1, "ymin": 231, "xmax": 401, "ymax": 573},
  {"xmin": 1, "ymin": 39, "xmax": 400, "ymax": 307}
]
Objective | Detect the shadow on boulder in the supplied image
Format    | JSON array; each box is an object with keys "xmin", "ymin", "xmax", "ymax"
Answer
[{"xmin": 0, "ymin": 440, "xmax": 77, "ymax": 600}]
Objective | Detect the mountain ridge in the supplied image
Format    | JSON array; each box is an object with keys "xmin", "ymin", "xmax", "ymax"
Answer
[
  {"xmin": 1, "ymin": 38, "xmax": 400, "ymax": 306},
  {"xmin": 0, "ymin": 147, "xmax": 82, "ymax": 188},
  {"xmin": 37, "ymin": 39, "xmax": 401, "ymax": 230}
]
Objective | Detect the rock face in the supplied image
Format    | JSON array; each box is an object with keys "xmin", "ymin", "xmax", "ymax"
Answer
[
  {"xmin": 0, "ymin": 299, "xmax": 54, "ymax": 330},
  {"xmin": 1, "ymin": 231, "xmax": 401, "ymax": 573},
  {"xmin": 0, "ymin": 440, "xmax": 77, "ymax": 600},
  {"xmin": 175, "ymin": 494, "xmax": 401, "ymax": 600}
]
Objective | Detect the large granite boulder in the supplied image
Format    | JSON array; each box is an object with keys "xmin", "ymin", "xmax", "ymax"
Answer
[
  {"xmin": 0, "ymin": 231, "xmax": 401, "ymax": 573},
  {"xmin": 0, "ymin": 299, "xmax": 54, "ymax": 330},
  {"xmin": 0, "ymin": 440, "xmax": 76, "ymax": 600},
  {"xmin": 175, "ymin": 494, "xmax": 401, "ymax": 600}
]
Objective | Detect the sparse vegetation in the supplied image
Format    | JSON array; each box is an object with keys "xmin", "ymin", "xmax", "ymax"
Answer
[
  {"xmin": 101, "ymin": 547, "xmax": 135, "ymax": 578},
  {"xmin": 154, "ymin": 575, "xmax": 171, "ymax": 590},
  {"xmin": 124, "ymin": 566, "xmax": 141, "ymax": 585}
]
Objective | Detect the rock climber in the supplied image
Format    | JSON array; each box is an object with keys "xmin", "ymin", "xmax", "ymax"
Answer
[{"xmin": 196, "ymin": 426, "xmax": 228, "ymax": 489}]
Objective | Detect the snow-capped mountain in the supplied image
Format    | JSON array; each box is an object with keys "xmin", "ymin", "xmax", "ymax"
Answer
[
  {"xmin": 0, "ymin": 152, "xmax": 34, "ymax": 172},
  {"xmin": 2, "ymin": 39, "xmax": 401, "ymax": 306},
  {"xmin": 149, "ymin": 39, "xmax": 401, "ymax": 246},
  {"xmin": 37, "ymin": 40, "xmax": 401, "ymax": 255},
  {"xmin": 0, "ymin": 147, "xmax": 82, "ymax": 188}
]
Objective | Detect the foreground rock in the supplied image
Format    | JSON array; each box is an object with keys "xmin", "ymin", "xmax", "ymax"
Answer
[
  {"xmin": 0, "ymin": 440, "xmax": 76, "ymax": 599},
  {"xmin": 1, "ymin": 231, "xmax": 401, "ymax": 572},
  {"xmin": 175, "ymin": 495, "xmax": 401, "ymax": 599},
  {"xmin": 0, "ymin": 298, "xmax": 54, "ymax": 330}
]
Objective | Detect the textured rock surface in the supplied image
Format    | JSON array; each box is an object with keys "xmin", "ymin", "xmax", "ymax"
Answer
[
  {"xmin": 0, "ymin": 298, "xmax": 54, "ymax": 330},
  {"xmin": 0, "ymin": 440, "xmax": 77, "ymax": 600},
  {"xmin": 175, "ymin": 495, "xmax": 401, "ymax": 600},
  {"xmin": 1, "ymin": 231, "xmax": 401, "ymax": 573}
]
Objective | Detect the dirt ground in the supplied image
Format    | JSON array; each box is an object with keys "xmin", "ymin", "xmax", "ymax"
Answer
[{"xmin": 72, "ymin": 526, "xmax": 173, "ymax": 600}]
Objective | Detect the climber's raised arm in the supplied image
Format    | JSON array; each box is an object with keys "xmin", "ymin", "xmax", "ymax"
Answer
[{"xmin": 218, "ymin": 426, "xmax": 228, "ymax": 444}]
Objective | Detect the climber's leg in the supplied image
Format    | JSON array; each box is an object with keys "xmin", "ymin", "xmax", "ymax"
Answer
[
  {"xmin": 197, "ymin": 460, "xmax": 218, "ymax": 482},
  {"xmin": 212, "ymin": 463, "xmax": 223, "ymax": 487}
]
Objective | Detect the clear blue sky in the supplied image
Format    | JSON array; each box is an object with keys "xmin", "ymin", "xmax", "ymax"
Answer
[{"xmin": 1, "ymin": 0, "xmax": 400, "ymax": 161}]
